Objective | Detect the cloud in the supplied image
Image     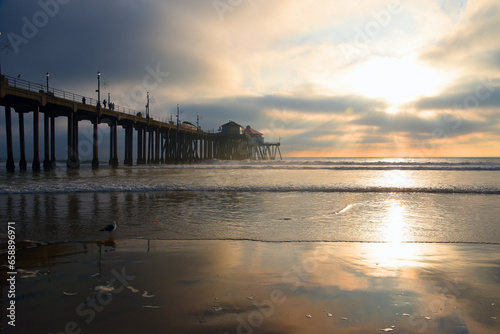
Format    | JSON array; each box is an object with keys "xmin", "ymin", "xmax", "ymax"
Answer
[
  {"xmin": 420, "ymin": 0, "xmax": 500, "ymax": 74},
  {"xmin": 353, "ymin": 109, "xmax": 499, "ymax": 140},
  {"xmin": 1, "ymin": 0, "xmax": 499, "ymax": 157},
  {"xmin": 412, "ymin": 76, "xmax": 500, "ymax": 111}
]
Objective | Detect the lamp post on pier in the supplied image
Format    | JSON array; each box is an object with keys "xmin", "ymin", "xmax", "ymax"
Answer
[
  {"xmin": 96, "ymin": 71, "xmax": 101, "ymax": 106},
  {"xmin": 146, "ymin": 92, "xmax": 150, "ymax": 119},
  {"xmin": 46, "ymin": 72, "xmax": 49, "ymax": 92},
  {"xmin": 92, "ymin": 71, "xmax": 100, "ymax": 169},
  {"xmin": 176, "ymin": 104, "xmax": 180, "ymax": 127}
]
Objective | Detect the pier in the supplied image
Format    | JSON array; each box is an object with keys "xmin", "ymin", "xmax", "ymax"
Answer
[{"xmin": 1, "ymin": 74, "xmax": 281, "ymax": 172}]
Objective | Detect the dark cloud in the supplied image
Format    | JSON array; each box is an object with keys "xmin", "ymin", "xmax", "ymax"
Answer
[
  {"xmin": 0, "ymin": 1, "xmax": 219, "ymax": 85},
  {"xmin": 185, "ymin": 94, "xmax": 384, "ymax": 116},
  {"xmin": 353, "ymin": 110, "xmax": 497, "ymax": 140},
  {"xmin": 359, "ymin": 135, "xmax": 392, "ymax": 144},
  {"xmin": 413, "ymin": 77, "xmax": 500, "ymax": 110},
  {"xmin": 249, "ymin": 94, "xmax": 386, "ymax": 113},
  {"xmin": 178, "ymin": 94, "xmax": 385, "ymax": 131}
]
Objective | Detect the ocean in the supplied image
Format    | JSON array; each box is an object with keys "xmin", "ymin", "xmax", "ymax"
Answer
[
  {"xmin": 1, "ymin": 157, "xmax": 499, "ymax": 244},
  {"xmin": 1, "ymin": 157, "xmax": 500, "ymax": 333}
]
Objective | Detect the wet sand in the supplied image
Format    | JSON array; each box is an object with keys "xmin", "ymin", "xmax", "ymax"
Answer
[{"xmin": 1, "ymin": 239, "xmax": 499, "ymax": 333}]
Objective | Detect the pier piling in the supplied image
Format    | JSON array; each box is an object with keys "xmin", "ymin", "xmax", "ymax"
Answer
[
  {"xmin": 32, "ymin": 106, "xmax": 41, "ymax": 172},
  {"xmin": 50, "ymin": 116, "xmax": 56, "ymax": 168},
  {"xmin": 18, "ymin": 111, "xmax": 27, "ymax": 171},
  {"xmin": 43, "ymin": 112, "xmax": 51, "ymax": 170},
  {"xmin": 4, "ymin": 105, "xmax": 15, "ymax": 172},
  {"xmin": 92, "ymin": 118, "xmax": 99, "ymax": 169}
]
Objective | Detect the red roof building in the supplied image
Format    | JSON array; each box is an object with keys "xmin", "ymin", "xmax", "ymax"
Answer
[{"xmin": 243, "ymin": 125, "xmax": 264, "ymax": 144}]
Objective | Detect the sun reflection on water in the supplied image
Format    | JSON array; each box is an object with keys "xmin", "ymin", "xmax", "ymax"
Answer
[
  {"xmin": 367, "ymin": 199, "xmax": 423, "ymax": 276},
  {"xmin": 383, "ymin": 170, "xmax": 414, "ymax": 188},
  {"xmin": 384, "ymin": 200, "xmax": 405, "ymax": 243}
]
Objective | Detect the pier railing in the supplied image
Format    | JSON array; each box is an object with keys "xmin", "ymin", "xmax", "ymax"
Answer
[{"xmin": 4, "ymin": 75, "xmax": 138, "ymax": 116}]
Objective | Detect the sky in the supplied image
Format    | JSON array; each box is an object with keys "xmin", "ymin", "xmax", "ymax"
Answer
[{"xmin": 0, "ymin": 0, "xmax": 499, "ymax": 158}]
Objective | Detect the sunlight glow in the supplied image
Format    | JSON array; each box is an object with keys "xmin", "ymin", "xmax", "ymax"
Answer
[
  {"xmin": 347, "ymin": 56, "xmax": 447, "ymax": 111},
  {"xmin": 386, "ymin": 105, "xmax": 400, "ymax": 114}
]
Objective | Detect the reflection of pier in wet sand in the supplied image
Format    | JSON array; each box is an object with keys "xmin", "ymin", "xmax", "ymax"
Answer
[{"xmin": 3, "ymin": 240, "xmax": 499, "ymax": 333}]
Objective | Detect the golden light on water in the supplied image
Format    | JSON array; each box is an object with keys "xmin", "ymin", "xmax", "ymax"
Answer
[
  {"xmin": 383, "ymin": 169, "xmax": 418, "ymax": 189},
  {"xmin": 365, "ymin": 199, "xmax": 422, "ymax": 276},
  {"xmin": 384, "ymin": 200, "xmax": 405, "ymax": 243}
]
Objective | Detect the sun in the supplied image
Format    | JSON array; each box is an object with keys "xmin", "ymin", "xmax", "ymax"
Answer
[{"xmin": 348, "ymin": 56, "xmax": 448, "ymax": 113}]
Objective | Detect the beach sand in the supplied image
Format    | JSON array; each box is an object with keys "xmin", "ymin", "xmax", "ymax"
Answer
[{"xmin": 2, "ymin": 239, "xmax": 499, "ymax": 333}]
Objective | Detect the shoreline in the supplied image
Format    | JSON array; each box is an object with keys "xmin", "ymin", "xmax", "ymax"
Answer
[
  {"xmin": 2, "ymin": 239, "xmax": 499, "ymax": 333},
  {"xmin": 3, "ymin": 238, "xmax": 500, "ymax": 254}
]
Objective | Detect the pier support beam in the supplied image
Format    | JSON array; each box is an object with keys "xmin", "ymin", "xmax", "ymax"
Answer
[
  {"xmin": 142, "ymin": 127, "xmax": 147, "ymax": 164},
  {"xmin": 67, "ymin": 112, "xmax": 80, "ymax": 169},
  {"xmin": 155, "ymin": 128, "xmax": 160, "ymax": 164},
  {"xmin": 129, "ymin": 126, "xmax": 134, "ymax": 166},
  {"xmin": 147, "ymin": 128, "xmax": 152, "ymax": 164},
  {"xmin": 170, "ymin": 129, "xmax": 177, "ymax": 162},
  {"xmin": 160, "ymin": 130, "xmax": 166, "ymax": 163},
  {"xmin": 193, "ymin": 134, "xmax": 198, "ymax": 161},
  {"xmin": 208, "ymin": 138, "xmax": 212, "ymax": 160},
  {"xmin": 43, "ymin": 112, "xmax": 51, "ymax": 170},
  {"xmin": 92, "ymin": 118, "xmax": 99, "ymax": 169},
  {"xmin": 177, "ymin": 132, "xmax": 183, "ymax": 161},
  {"xmin": 4, "ymin": 105, "xmax": 15, "ymax": 172},
  {"xmin": 50, "ymin": 116, "xmax": 56, "ymax": 168},
  {"xmin": 136, "ymin": 127, "xmax": 143, "ymax": 164},
  {"xmin": 109, "ymin": 123, "xmax": 113, "ymax": 165},
  {"xmin": 124, "ymin": 124, "xmax": 133, "ymax": 166},
  {"xmin": 32, "ymin": 106, "xmax": 41, "ymax": 172},
  {"xmin": 113, "ymin": 121, "xmax": 118, "ymax": 168},
  {"xmin": 18, "ymin": 111, "xmax": 27, "ymax": 171},
  {"xmin": 181, "ymin": 132, "xmax": 187, "ymax": 162},
  {"xmin": 204, "ymin": 137, "xmax": 209, "ymax": 160},
  {"xmin": 167, "ymin": 129, "xmax": 173, "ymax": 162},
  {"xmin": 109, "ymin": 120, "xmax": 118, "ymax": 168},
  {"xmin": 67, "ymin": 113, "xmax": 73, "ymax": 168},
  {"xmin": 188, "ymin": 133, "xmax": 194, "ymax": 162},
  {"xmin": 199, "ymin": 137, "xmax": 203, "ymax": 160},
  {"xmin": 113, "ymin": 122, "xmax": 118, "ymax": 167},
  {"xmin": 149, "ymin": 129, "xmax": 154, "ymax": 164},
  {"xmin": 124, "ymin": 125, "xmax": 128, "ymax": 166},
  {"xmin": 75, "ymin": 117, "xmax": 79, "ymax": 166}
]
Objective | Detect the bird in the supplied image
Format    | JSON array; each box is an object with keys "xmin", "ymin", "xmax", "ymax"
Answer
[{"xmin": 100, "ymin": 221, "xmax": 117, "ymax": 232}]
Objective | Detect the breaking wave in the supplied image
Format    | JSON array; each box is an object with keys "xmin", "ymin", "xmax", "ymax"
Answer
[{"xmin": 1, "ymin": 184, "xmax": 499, "ymax": 195}]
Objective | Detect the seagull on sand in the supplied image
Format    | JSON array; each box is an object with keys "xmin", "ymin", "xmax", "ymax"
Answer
[{"xmin": 100, "ymin": 221, "xmax": 117, "ymax": 232}]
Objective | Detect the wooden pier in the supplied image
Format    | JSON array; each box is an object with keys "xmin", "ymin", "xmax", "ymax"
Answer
[{"xmin": 1, "ymin": 74, "xmax": 280, "ymax": 172}]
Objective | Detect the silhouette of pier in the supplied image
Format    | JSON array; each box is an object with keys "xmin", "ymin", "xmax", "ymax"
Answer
[{"xmin": 1, "ymin": 74, "xmax": 280, "ymax": 172}]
